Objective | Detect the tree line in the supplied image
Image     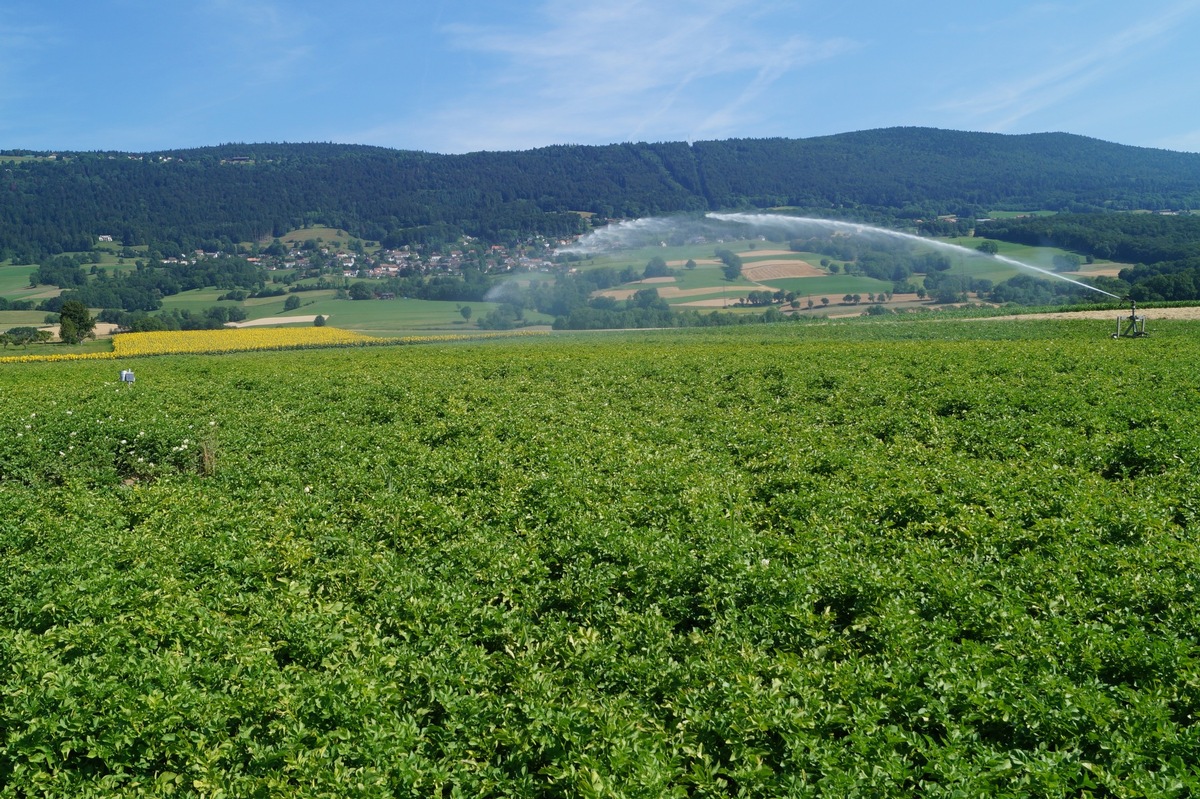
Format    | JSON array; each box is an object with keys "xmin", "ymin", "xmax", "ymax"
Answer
[
  {"xmin": 32, "ymin": 254, "xmax": 267, "ymax": 313},
  {"xmin": 6, "ymin": 129, "xmax": 1200, "ymax": 262}
]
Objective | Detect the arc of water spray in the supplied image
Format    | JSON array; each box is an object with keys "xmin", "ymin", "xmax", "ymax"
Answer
[{"xmin": 707, "ymin": 212, "xmax": 1121, "ymax": 300}]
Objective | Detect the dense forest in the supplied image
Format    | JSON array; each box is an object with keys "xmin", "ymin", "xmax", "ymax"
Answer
[{"xmin": 5, "ymin": 128, "xmax": 1200, "ymax": 263}]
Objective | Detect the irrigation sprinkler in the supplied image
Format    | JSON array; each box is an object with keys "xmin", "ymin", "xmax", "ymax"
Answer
[{"xmin": 1113, "ymin": 299, "xmax": 1148, "ymax": 339}]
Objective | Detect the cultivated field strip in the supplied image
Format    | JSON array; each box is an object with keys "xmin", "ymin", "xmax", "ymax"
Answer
[{"xmin": 1, "ymin": 320, "xmax": 1198, "ymax": 796}]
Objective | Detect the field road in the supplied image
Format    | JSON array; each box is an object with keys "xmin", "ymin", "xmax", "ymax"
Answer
[{"xmin": 225, "ymin": 315, "xmax": 324, "ymax": 328}]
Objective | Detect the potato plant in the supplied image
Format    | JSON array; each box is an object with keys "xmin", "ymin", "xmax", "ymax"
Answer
[{"xmin": 1, "ymin": 320, "xmax": 1198, "ymax": 797}]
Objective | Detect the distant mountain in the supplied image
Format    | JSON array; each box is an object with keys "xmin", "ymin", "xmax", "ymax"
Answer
[{"xmin": 4, "ymin": 128, "xmax": 1200, "ymax": 259}]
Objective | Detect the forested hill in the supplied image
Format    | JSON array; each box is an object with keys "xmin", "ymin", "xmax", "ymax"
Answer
[{"xmin": 4, "ymin": 128, "xmax": 1200, "ymax": 258}]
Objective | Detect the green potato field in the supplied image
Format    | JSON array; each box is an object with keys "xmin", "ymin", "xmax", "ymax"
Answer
[{"xmin": 2, "ymin": 318, "xmax": 1199, "ymax": 796}]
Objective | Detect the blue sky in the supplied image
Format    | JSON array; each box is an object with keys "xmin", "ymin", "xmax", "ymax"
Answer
[{"xmin": 3, "ymin": 1, "xmax": 1200, "ymax": 154}]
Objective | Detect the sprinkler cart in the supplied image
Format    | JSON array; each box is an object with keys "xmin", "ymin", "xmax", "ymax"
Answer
[{"xmin": 1113, "ymin": 299, "xmax": 1148, "ymax": 338}]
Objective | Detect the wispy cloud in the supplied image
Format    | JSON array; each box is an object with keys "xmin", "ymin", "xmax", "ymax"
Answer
[
  {"xmin": 0, "ymin": 18, "xmax": 55, "ymax": 106},
  {"xmin": 939, "ymin": 2, "xmax": 1200, "ymax": 131},
  {"xmin": 689, "ymin": 34, "xmax": 852, "ymax": 141},
  {"xmin": 199, "ymin": 0, "xmax": 314, "ymax": 87},
  {"xmin": 422, "ymin": 0, "xmax": 855, "ymax": 151}
]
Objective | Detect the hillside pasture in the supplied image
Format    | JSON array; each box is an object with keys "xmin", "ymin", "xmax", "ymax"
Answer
[
  {"xmin": 291, "ymin": 296, "xmax": 554, "ymax": 335},
  {"xmin": 275, "ymin": 226, "xmax": 352, "ymax": 246},
  {"xmin": 0, "ymin": 264, "xmax": 37, "ymax": 295},
  {"xmin": 939, "ymin": 236, "xmax": 1113, "ymax": 284},
  {"xmin": 0, "ymin": 264, "xmax": 59, "ymax": 303},
  {"xmin": 0, "ymin": 310, "xmax": 52, "ymax": 329},
  {"xmin": 671, "ymin": 264, "xmax": 735, "ymax": 290},
  {"xmin": 157, "ymin": 288, "xmax": 230, "ymax": 314}
]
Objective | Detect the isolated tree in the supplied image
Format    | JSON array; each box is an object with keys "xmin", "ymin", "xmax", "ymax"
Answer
[
  {"xmin": 684, "ymin": 259, "xmax": 697, "ymax": 270},
  {"xmin": 284, "ymin": 295, "xmax": 301, "ymax": 311},
  {"xmin": 57, "ymin": 300, "xmax": 95, "ymax": 344},
  {"xmin": 643, "ymin": 256, "xmax": 670, "ymax": 278},
  {"xmin": 313, "ymin": 315, "xmax": 326, "ymax": 327},
  {"xmin": 1052, "ymin": 253, "xmax": 1082, "ymax": 272},
  {"xmin": 976, "ymin": 240, "xmax": 999, "ymax": 255},
  {"xmin": 459, "ymin": 305, "xmax": 473, "ymax": 321},
  {"xmin": 6, "ymin": 327, "xmax": 39, "ymax": 348},
  {"xmin": 820, "ymin": 297, "xmax": 829, "ymax": 307},
  {"xmin": 631, "ymin": 288, "xmax": 667, "ymax": 310}
]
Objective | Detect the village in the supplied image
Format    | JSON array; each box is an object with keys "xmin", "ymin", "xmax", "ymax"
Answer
[{"xmin": 139, "ymin": 231, "xmax": 565, "ymax": 286}]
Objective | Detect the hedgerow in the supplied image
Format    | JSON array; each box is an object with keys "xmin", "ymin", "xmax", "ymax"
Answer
[{"xmin": 0, "ymin": 320, "xmax": 1198, "ymax": 796}]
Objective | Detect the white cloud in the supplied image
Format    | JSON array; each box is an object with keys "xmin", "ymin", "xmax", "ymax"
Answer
[
  {"xmin": 0, "ymin": 19, "xmax": 54, "ymax": 106},
  {"xmin": 198, "ymin": 0, "xmax": 314, "ymax": 86},
  {"xmin": 939, "ymin": 2, "xmax": 1200, "ymax": 131},
  {"xmin": 424, "ymin": 0, "xmax": 855, "ymax": 151},
  {"xmin": 689, "ymin": 34, "xmax": 852, "ymax": 142}
]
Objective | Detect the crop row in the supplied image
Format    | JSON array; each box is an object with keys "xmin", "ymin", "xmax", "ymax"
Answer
[
  {"xmin": 0, "ymin": 320, "xmax": 1198, "ymax": 796},
  {"xmin": 111, "ymin": 326, "xmax": 381, "ymax": 356},
  {"xmin": 0, "ymin": 327, "xmax": 550, "ymax": 364}
]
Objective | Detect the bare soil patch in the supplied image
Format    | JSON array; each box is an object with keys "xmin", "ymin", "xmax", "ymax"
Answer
[
  {"xmin": 742, "ymin": 250, "xmax": 796, "ymax": 259},
  {"xmin": 675, "ymin": 298, "xmax": 743, "ymax": 308},
  {"xmin": 667, "ymin": 258, "xmax": 718, "ymax": 267},
  {"xmin": 1068, "ymin": 265, "xmax": 1127, "ymax": 278},
  {"xmin": 599, "ymin": 285, "xmax": 739, "ymax": 301},
  {"xmin": 42, "ymin": 322, "xmax": 120, "ymax": 341},
  {"xmin": 660, "ymin": 286, "xmax": 739, "ymax": 299},
  {"xmin": 743, "ymin": 260, "xmax": 823, "ymax": 280},
  {"xmin": 597, "ymin": 289, "xmax": 638, "ymax": 301}
]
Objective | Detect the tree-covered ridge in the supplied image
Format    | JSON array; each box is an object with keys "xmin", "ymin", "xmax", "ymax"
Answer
[{"xmin": 5, "ymin": 128, "xmax": 1200, "ymax": 260}]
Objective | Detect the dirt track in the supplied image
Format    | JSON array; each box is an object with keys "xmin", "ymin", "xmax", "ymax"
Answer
[{"xmin": 986, "ymin": 307, "xmax": 1200, "ymax": 322}]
